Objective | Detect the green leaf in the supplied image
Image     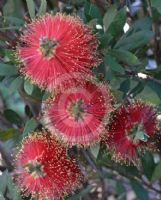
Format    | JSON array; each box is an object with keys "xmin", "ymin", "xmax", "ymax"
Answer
[
  {"xmin": 0, "ymin": 129, "xmax": 19, "ymax": 141},
  {"xmin": 25, "ymin": 105, "xmax": 33, "ymax": 118},
  {"xmin": 115, "ymin": 30, "xmax": 154, "ymax": 51},
  {"xmin": 90, "ymin": 142, "xmax": 100, "ymax": 159},
  {"xmin": 130, "ymin": 180, "xmax": 149, "ymax": 200},
  {"xmin": 3, "ymin": 16, "xmax": 24, "ymax": 25},
  {"xmin": 119, "ymin": 79, "xmax": 131, "ymax": 94},
  {"xmin": 24, "ymin": 80, "xmax": 34, "ymax": 95},
  {"xmin": 151, "ymin": 0, "xmax": 161, "ymax": 14},
  {"xmin": 26, "ymin": 0, "xmax": 35, "ymax": 19},
  {"xmin": 147, "ymin": 80, "xmax": 161, "ymax": 99},
  {"xmin": 4, "ymin": 109, "xmax": 23, "ymax": 126},
  {"xmin": 131, "ymin": 17, "xmax": 152, "ymax": 31},
  {"xmin": 130, "ymin": 81, "xmax": 145, "ymax": 97},
  {"xmin": 107, "ymin": 8, "xmax": 126, "ymax": 37},
  {"xmin": 84, "ymin": 1, "xmax": 102, "ymax": 22},
  {"xmin": 137, "ymin": 83, "xmax": 161, "ymax": 105},
  {"xmin": 3, "ymin": 0, "xmax": 23, "ymax": 17},
  {"xmin": 7, "ymin": 173, "xmax": 22, "ymax": 200},
  {"xmin": 9, "ymin": 76, "xmax": 23, "ymax": 93},
  {"xmin": 151, "ymin": 162, "xmax": 161, "ymax": 182},
  {"xmin": 109, "ymin": 49, "xmax": 140, "ymax": 66},
  {"xmin": 0, "ymin": 171, "xmax": 8, "ymax": 195},
  {"xmin": 141, "ymin": 152, "xmax": 156, "ymax": 181},
  {"xmin": 3, "ymin": 0, "xmax": 14, "ymax": 16},
  {"xmin": 38, "ymin": 0, "xmax": 47, "ymax": 16},
  {"xmin": 23, "ymin": 118, "xmax": 38, "ymax": 137},
  {"xmin": 31, "ymin": 86, "xmax": 44, "ymax": 101},
  {"xmin": 103, "ymin": 5, "xmax": 117, "ymax": 31},
  {"xmin": 42, "ymin": 91, "xmax": 51, "ymax": 101},
  {"xmin": 104, "ymin": 54, "xmax": 124, "ymax": 73},
  {"xmin": 0, "ymin": 64, "xmax": 17, "ymax": 76},
  {"xmin": 134, "ymin": 131, "xmax": 149, "ymax": 142}
]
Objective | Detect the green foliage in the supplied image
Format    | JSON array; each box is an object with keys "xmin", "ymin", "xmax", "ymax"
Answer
[
  {"xmin": 151, "ymin": 162, "xmax": 161, "ymax": 182},
  {"xmin": 23, "ymin": 118, "xmax": 38, "ymax": 137},
  {"xmin": 151, "ymin": 0, "xmax": 161, "ymax": 14},
  {"xmin": 26, "ymin": 0, "xmax": 35, "ymax": 19},
  {"xmin": 38, "ymin": 0, "xmax": 47, "ymax": 16},
  {"xmin": 103, "ymin": 5, "xmax": 117, "ymax": 31},
  {"xmin": 0, "ymin": 64, "xmax": 17, "ymax": 76},
  {"xmin": 4, "ymin": 109, "xmax": 23, "ymax": 126},
  {"xmin": 0, "ymin": 0, "xmax": 161, "ymax": 199}
]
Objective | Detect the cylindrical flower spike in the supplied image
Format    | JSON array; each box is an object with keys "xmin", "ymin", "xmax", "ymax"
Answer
[
  {"xmin": 14, "ymin": 132, "xmax": 83, "ymax": 199},
  {"xmin": 43, "ymin": 76, "xmax": 113, "ymax": 146},
  {"xmin": 17, "ymin": 13, "xmax": 101, "ymax": 92},
  {"xmin": 105, "ymin": 101, "xmax": 157, "ymax": 165}
]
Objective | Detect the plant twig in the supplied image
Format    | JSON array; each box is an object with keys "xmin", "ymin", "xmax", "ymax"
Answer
[
  {"xmin": 0, "ymin": 141, "xmax": 13, "ymax": 171},
  {"xmin": 81, "ymin": 149, "xmax": 104, "ymax": 178}
]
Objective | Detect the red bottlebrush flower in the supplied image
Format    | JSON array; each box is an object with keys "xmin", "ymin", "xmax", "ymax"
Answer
[
  {"xmin": 14, "ymin": 132, "xmax": 83, "ymax": 199},
  {"xmin": 43, "ymin": 77, "xmax": 113, "ymax": 146},
  {"xmin": 17, "ymin": 13, "xmax": 100, "ymax": 92},
  {"xmin": 105, "ymin": 102, "xmax": 157, "ymax": 165}
]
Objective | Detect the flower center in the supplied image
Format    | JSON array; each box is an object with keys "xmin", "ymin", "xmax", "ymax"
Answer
[
  {"xmin": 127, "ymin": 123, "xmax": 149, "ymax": 144},
  {"xmin": 68, "ymin": 99, "xmax": 86, "ymax": 121},
  {"xmin": 40, "ymin": 37, "xmax": 58, "ymax": 59},
  {"xmin": 25, "ymin": 161, "xmax": 46, "ymax": 179}
]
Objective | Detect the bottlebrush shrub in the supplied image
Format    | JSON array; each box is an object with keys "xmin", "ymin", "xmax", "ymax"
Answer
[
  {"xmin": 43, "ymin": 75, "xmax": 113, "ymax": 146},
  {"xmin": 14, "ymin": 132, "xmax": 83, "ymax": 199},
  {"xmin": 17, "ymin": 13, "xmax": 100, "ymax": 92},
  {"xmin": 105, "ymin": 101, "xmax": 158, "ymax": 165}
]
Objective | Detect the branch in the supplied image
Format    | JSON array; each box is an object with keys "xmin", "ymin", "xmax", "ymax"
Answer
[
  {"xmin": 81, "ymin": 149, "xmax": 104, "ymax": 178},
  {"xmin": 0, "ymin": 141, "xmax": 13, "ymax": 171}
]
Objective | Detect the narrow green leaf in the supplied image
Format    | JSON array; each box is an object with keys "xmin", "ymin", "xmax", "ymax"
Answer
[
  {"xmin": 0, "ymin": 63, "xmax": 17, "ymax": 76},
  {"xmin": 4, "ymin": 16, "xmax": 24, "ymax": 25},
  {"xmin": 7, "ymin": 173, "xmax": 22, "ymax": 200},
  {"xmin": 23, "ymin": 118, "xmax": 38, "ymax": 137},
  {"xmin": 90, "ymin": 142, "xmax": 100, "ymax": 159},
  {"xmin": 115, "ymin": 30, "xmax": 154, "ymax": 51},
  {"xmin": 0, "ymin": 171, "xmax": 8, "ymax": 195},
  {"xmin": 3, "ymin": 0, "xmax": 14, "ymax": 16},
  {"xmin": 4, "ymin": 109, "xmax": 23, "ymax": 126},
  {"xmin": 119, "ymin": 79, "xmax": 130, "ymax": 94},
  {"xmin": 104, "ymin": 55, "xmax": 124, "ymax": 73},
  {"xmin": 109, "ymin": 49, "xmax": 140, "ymax": 66},
  {"xmin": 141, "ymin": 152, "xmax": 156, "ymax": 181},
  {"xmin": 151, "ymin": 162, "xmax": 161, "ymax": 182},
  {"xmin": 9, "ymin": 76, "xmax": 23, "ymax": 93},
  {"xmin": 107, "ymin": 8, "xmax": 126, "ymax": 37},
  {"xmin": 24, "ymin": 80, "xmax": 34, "ymax": 95},
  {"xmin": 151, "ymin": 0, "xmax": 161, "ymax": 14},
  {"xmin": 26, "ymin": 0, "xmax": 35, "ymax": 19},
  {"xmin": 131, "ymin": 17, "xmax": 152, "ymax": 31},
  {"xmin": 0, "ymin": 129, "xmax": 19, "ymax": 141},
  {"xmin": 103, "ymin": 5, "xmax": 117, "ymax": 31},
  {"xmin": 134, "ymin": 131, "xmax": 149, "ymax": 142},
  {"xmin": 130, "ymin": 82, "xmax": 144, "ymax": 97},
  {"xmin": 38, "ymin": 0, "xmax": 47, "ymax": 16}
]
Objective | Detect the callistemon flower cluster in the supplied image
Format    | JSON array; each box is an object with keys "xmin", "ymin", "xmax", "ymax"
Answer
[
  {"xmin": 43, "ymin": 76, "xmax": 113, "ymax": 146},
  {"xmin": 15, "ymin": 132, "xmax": 83, "ymax": 200},
  {"xmin": 14, "ymin": 11, "xmax": 159, "ymax": 200},
  {"xmin": 105, "ymin": 102, "xmax": 157, "ymax": 165},
  {"xmin": 17, "ymin": 13, "xmax": 100, "ymax": 92}
]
